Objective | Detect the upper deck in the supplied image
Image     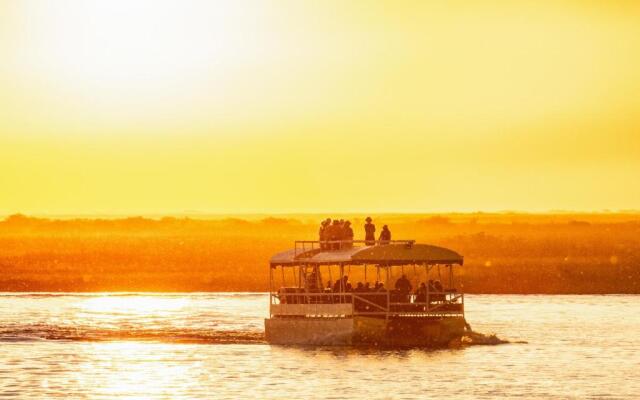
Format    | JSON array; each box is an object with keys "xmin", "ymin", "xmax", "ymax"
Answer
[{"xmin": 270, "ymin": 240, "xmax": 464, "ymax": 267}]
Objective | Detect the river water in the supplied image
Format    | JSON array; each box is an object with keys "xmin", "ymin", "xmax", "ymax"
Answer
[{"xmin": 0, "ymin": 293, "xmax": 638, "ymax": 399}]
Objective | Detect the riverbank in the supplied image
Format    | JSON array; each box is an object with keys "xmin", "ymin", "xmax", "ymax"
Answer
[{"xmin": 1, "ymin": 213, "xmax": 638, "ymax": 293}]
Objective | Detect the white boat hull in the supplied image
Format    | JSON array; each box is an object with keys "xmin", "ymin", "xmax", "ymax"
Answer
[
  {"xmin": 265, "ymin": 316, "xmax": 466, "ymax": 347},
  {"xmin": 265, "ymin": 318, "xmax": 354, "ymax": 345}
]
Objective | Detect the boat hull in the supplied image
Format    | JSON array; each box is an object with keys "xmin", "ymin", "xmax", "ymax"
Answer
[{"xmin": 265, "ymin": 316, "xmax": 466, "ymax": 347}]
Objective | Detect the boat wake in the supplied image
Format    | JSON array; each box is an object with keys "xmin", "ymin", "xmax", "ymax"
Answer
[
  {"xmin": 460, "ymin": 330, "xmax": 527, "ymax": 346},
  {"xmin": 0, "ymin": 324, "xmax": 266, "ymax": 344},
  {"xmin": 0, "ymin": 323, "xmax": 521, "ymax": 347}
]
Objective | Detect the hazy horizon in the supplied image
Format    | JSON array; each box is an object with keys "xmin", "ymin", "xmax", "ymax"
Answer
[{"xmin": 3, "ymin": 209, "xmax": 640, "ymax": 220}]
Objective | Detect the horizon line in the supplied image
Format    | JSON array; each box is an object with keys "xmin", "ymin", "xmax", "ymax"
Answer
[{"xmin": 2, "ymin": 209, "xmax": 640, "ymax": 219}]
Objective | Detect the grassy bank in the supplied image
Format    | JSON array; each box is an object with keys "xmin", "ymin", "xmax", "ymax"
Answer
[{"xmin": 0, "ymin": 213, "xmax": 639, "ymax": 293}]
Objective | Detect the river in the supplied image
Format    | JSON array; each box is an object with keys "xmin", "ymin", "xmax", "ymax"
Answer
[{"xmin": 0, "ymin": 293, "xmax": 638, "ymax": 399}]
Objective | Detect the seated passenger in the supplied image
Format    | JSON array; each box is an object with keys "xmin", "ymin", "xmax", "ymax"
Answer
[
  {"xmin": 379, "ymin": 225, "xmax": 391, "ymax": 244},
  {"xmin": 434, "ymin": 280, "xmax": 445, "ymax": 301},
  {"xmin": 415, "ymin": 282, "xmax": 427, "ymax": 303},
  {"xmin": 394, "ymin": 274, "xmax": 411, "ymax": 303},
  {"xmin": 336, "ymin": 275, "xmax": 352, "ymax": 292},
  {"xmin": 427, "ymin": 279, "xmax": 437, "ymax": 303},
  {"xmin": 278, "ymin": 287, "xmax": 287, "ymax": 304},
  {"xmin": 394, "ymin": 274, "xmax": 412, "ymax": 293},
  {"xmin": 305, "ymin": 270, "xmax": 319, "ymax": 291},
  {"xmin": 364, "ymin": 282, "xmax": 372, "ymax": 292},
  {"xmin": 354, "ymin": 282, "xmax": 364, "ymax": 292}
]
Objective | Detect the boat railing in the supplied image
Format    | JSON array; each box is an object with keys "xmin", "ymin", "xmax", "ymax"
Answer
[
  {"xmin": 270, "ymin": 289, "xmax": 463, "ymax": 317},
  {"xmin": 294, "ymin": 239, "xmax": 415, "ymax": 257}
]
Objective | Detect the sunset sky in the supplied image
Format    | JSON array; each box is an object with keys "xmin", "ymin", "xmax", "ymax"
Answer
[{"xmin": 1, "ymin": 0, "xmax": 639, "ymax": 215}]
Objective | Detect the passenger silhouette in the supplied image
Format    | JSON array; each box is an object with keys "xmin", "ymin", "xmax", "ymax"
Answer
[
  {"xmin": 395, "ymin": 274, "xmax": 412, "ymax": 293},
  {"xmin": 319, "ymin": 218, "xmax": 331, "ymax": 249},
  {"xmin": 416, "ymin": 282, "xmax": 427, "ymax": 303},
  {"xmin": 395, "ymin": 274, "xmax": 412, "ymax": 303},
  {"xmin": 379, "ymin": 225, "xmax": 391, "ymax": 244},
  {"xmin": 343, "ymin": 220, "xmax": 354, "ymax": 248},
  {"xmin": 342, "ymin": 275, "xmax": 349, "ymax": 289},
  {"xmin": 335, "ymin": 220, "xmax": 346, "ymax": 248},
  {"xmin": 434, "ymin": 280, "xmax": 445, "ymax": 302},
  {"xmin": 325, "ymin": 220, "xmax": 341, "ymax": 250},
  {"xmin": 364, "ymin": 217, "xmax": 376, "ymax": 245}
]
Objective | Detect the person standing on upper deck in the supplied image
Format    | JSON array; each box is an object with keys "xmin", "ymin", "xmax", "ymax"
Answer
[
  {"xmin": 343, "ymin": 220, "xmax": 354, "ymax": 248},
  {"xmin": 327, "ymin": 219, "xmax": 342, "ymax": 250},
  {"xmin": 364, "ymin": 217, "xmax": 376, "ymax": 245},
  {"xmin": 319, "ymin": 218, "xmax": 331, "ymax": 249},
  {"xmin": 379, "ymin": 225, "xmax": 391, "ymax": 244}
]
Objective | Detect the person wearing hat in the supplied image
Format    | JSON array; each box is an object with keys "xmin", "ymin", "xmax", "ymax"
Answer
[{"xmin": 364, "ymin": 217, "xmax": 376, "ymax": 245}]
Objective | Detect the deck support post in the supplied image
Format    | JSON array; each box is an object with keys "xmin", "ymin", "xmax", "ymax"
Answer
[
  {"xmin": 269, "ymin": 264, "xmax": 273, "ymax": 317},
  {"xmin": 339, "ymin": 263, "xmax": 344, "ymax": 303},
  {"xmin": 385, "ymin": 264, "xmax": 390, "ymax": 321},
  {"xmin": 426, "ymin": 263, "xmax": 430, "ymax": 312}
]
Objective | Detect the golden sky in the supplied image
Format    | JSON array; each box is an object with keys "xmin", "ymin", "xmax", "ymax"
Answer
[{"xmin": 1, "ymin": 0, "xmax": 639, "ymax": 215}]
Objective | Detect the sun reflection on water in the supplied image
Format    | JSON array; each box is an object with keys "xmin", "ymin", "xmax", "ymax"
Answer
[
  {"xmin": 74, "ymin": 341, "xmax": 203, "ymax": 399},
  {"xmin": 73, "ymin": 295, "xmax": 195, "ymax": 336},
  {"xmin": 80, "ymin": 295, "xmax": 189, "ymax": 316}
]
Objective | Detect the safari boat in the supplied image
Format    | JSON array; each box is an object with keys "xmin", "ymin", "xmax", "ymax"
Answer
[{"xmin": 265, "ymin": 239, "xmax": 468, "ymax": 347}]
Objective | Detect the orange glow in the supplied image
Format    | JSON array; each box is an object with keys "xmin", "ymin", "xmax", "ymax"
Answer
[{"xmin": 1, "ymin": 1, "xmax": 640, "ymax": 214}]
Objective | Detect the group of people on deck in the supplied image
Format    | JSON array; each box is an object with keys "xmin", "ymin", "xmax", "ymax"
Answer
[
  {"xmin": 319, "ymin": 217, "xmax": 392, "ymax": 249},
  {"xmin": 326, "ymin": 276, "xmax": 387, "ymax": 293},
  {"xmin": 324, "ymin": 274, "xmax": 445, "ymax": 303},
  {"xmin": 396, "ymin": 275, "xmax": 445, "ymax": 303},
  {"xmin": 319, "ymin": 219, "xmax": 354, "ymax": 249}
]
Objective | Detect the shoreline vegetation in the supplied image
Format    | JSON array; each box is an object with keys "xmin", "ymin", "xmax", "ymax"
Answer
[{"xmin": 0, "ymin": 213, "xmax": 638, "ymax": 294}]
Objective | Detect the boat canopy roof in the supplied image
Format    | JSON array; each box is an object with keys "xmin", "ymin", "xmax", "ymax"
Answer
[{"xmin": 270, "ymin": 243, "xmax": 463, "ymax": 267}]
